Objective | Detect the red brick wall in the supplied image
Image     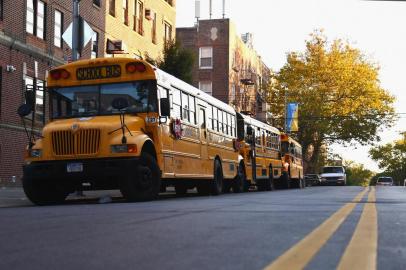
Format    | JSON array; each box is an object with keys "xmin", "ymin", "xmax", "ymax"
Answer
[{"xmin": 0, "ymin": 0, "xmax": 106, "ymax": 186}]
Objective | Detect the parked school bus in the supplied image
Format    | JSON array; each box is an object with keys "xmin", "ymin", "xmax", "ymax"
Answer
[
  {"xmin": 235, "ymin": 113, "xmax": 283, "ymax": 191},
  {"xmin": 19, "ymin": 58, "xmax": 241, "ymax": 205},
  {"xmin": 280, "ymin": 133, "xmax": 304, "ymax": 188}
]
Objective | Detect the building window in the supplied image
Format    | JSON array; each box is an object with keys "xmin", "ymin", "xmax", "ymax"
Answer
[
  {"xmin": 151, "ymin": 12, "xmax": 157, "ymax": 44},
  {"xmin": 91, "ymin": 31, "xmax": 98, "ymax": 59},
  {"xmin": 25, "ymin": 76, "xmax": 45, "ymax": 125},
  {"xmin": 109, "ymin": 0, "xmax": 115, "ymax": 16},
  {"xmin": 164, "ymin": 21, "xmax": 172, "ymax": 45},
  {"xmin": 123, "ymin": 0, "xmax": 128, "ymax": 25},
  {"xmin": 54, "ymin": 10, "xmax": 63, "ymax": 48},
  {"xmin": 134, "ymin": 0, "xmax": 143, "ymax": 35},
  {"xmin": 199, "ymin": 81, "xmax": 212, "ymax": 95},
  {"xmin": 199, "ymin": 47, "xmax": 213, "ymax": 69},
  {"xmin": 26, "ymin": 0, "xmax": 46, "ymax": 39},
  {"xmin": 93, "ymin": 0, "xmax": 101, "ymax": 7}
]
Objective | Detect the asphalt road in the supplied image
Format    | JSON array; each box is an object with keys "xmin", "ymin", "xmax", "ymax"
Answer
[{"xmin": 0, "ymin": 186, "xmax": 405, "ymax": 270}]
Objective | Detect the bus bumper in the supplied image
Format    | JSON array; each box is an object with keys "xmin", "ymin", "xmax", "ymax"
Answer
[{"xmin": 23, "ymin": 158, "xmax": 140, "ymax": 188}]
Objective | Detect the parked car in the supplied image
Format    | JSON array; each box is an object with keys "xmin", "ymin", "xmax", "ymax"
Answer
[
  {"xmin": 376, "ymin": 176, "xmax": 394, "ymax": 186},
  {"xmin": 304, "ymin": 174, "xmax": 321, "ymax": 186},
  {"xmin": 320, "ymin": 166, "xmax": 347, "ymax": 186}
]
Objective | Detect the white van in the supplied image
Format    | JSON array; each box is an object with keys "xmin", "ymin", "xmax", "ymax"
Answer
[
  {"xmin": 376, "ymin": 176, "xmax": 394, "ymax": 186},
  {"xmin": 320, "ymin": 166, "xmax": 347, "ymax": 186}
]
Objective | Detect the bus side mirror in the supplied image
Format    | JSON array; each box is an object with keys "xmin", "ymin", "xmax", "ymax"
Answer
[
  {"xmin": 160, "ymin": 97, "xmax": 170, "ymax": 117},
  {"xmin": 17, "ymin": 104, "xmax": 32, "ymax": 117},
  {"xmin": 247, "ymin": 125, "xmax": 253, "ymax": 135}
]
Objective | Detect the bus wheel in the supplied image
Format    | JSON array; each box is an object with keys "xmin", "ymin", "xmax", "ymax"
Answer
[
  {"xmin": 281, "ymin": 172, "xmax": 290, "ymax": 189},
  {"xmin": 210, "ymin": 159, "xmax": 223, "ymax": 195},
  {"xmin": 23, "ymin": 177, "xmax": 68, "ymax": 205},
  {"xmin": 233, "ymin": 162, "xmax": 248, "ymax": 193},
  {"xmin": 223, "ymin": 181, "xmax": 232, "ymax": 193},
  {"xmin": 120, "ymin": 152, "xmax": 161, "ymax": 202},
  {"xmin": 268, "ymin": 166, "xmax": 275, "ymax": 191},
  {"xmin": 175, "ymin": 184, "xmax": 188, "ymax": 196}
]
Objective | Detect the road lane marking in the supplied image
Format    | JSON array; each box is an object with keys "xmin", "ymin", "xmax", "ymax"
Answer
[
  {"xmin": 264, "ymin": 188, "xmax": 368, "ymax": 270},
  {"xmin": 337, "ymin": 187, "xmax": 377, "ymax": 270}
]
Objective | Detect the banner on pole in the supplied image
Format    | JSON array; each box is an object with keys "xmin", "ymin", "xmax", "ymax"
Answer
[{"xmin": 287, "ymin": 102, "xmax": 299, "ymax": 132}]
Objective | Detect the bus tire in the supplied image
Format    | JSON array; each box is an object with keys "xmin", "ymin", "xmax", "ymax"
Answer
[
  {"xmin": 119, "ymin": 152, "xmax": 161, "ymax": 202},
  {"xmin": 233, "ymin": 162, "xmax": 248, "ymax": 193},
  {"xmin": 23, "ymin": 176, "xmax": 68, "ymax": 205},
  {"xmin": 281, "ymin": 172, "xmax": 290, "ymax": 189},
  {"xmin": 210, "ymin": 159, "xmax": 223, "ymax": 195},
  {"xmin": 268, "ymin": 166, "xmax": 275, "ymax": 191},
  {"xmin": 223, "ymin": 181, "xmax": 232, "ymax": 193}
]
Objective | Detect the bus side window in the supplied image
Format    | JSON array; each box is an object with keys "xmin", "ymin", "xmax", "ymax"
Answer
[
  {"xmin": 189, "ymin": 95, "xmax": 196, "ymax": 124},
  {"xmin": 181, "ymin": 91, "xmax": 189, "ymax": 122},
  {"xmin": 199, "ymin": 108, "xmax": 206, "ymax": 129},
  {"xmin": 213, "ymin": 107, "xmax": 218, "ymax": 131},
  {"xmin": 207, "ymin": 105, "xmax": 213, "ymax": 130},
  {"xmin": 171, "ymin": 88, "xmax": 181, "ymax": 119}
]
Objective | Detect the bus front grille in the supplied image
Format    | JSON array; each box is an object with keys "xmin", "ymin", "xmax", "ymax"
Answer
[{"xmin": 52, "ymin": 129, "xmax": 101, "ymax": 156}]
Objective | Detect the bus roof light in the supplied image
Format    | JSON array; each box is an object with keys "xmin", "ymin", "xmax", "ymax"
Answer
[
  {"xmin": 50, "ymin": 69, "xmax": 70, "ymax": 80},
  {"xmin": 126, "ymin": 63, "xmax": 137, "ymax": 73},
  {"xmin": 135, "ymin": 63, "xmax": 146, "ymax": 72},
  {"xmin": 126, "ymin": 62, "xmax": 146, "ymax": 74}
]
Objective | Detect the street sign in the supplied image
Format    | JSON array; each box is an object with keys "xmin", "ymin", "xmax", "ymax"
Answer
[{"xmin": 62, "ymin": 17, "xmax": 93, "ymax": 50}]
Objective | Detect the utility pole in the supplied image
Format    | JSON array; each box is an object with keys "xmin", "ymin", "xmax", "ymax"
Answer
[{"xmin": 72, "ymin": 0, "xmax": 80, "ymax": 61}]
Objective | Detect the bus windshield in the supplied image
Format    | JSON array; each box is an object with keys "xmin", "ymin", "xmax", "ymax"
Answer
[{"xmin": 50, "ymin": 80, "xmax": 157, "ymax": 118}]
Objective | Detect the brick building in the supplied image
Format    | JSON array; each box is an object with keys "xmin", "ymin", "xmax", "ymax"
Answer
[
  {"xmin": 0, "ymin": 0, "xmax": 176, "ymax": 185},
  {"xmin": 176, "ymin": 19, "xmax": 271, "ymax": 121}
]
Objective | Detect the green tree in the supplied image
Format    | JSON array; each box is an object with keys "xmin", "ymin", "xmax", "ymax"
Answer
[
  {"xmin": 269, "ymin": 30, "xmax": 396, "ymax": 172},
  {"xmin": 369, "ymin": 139, "xmax": 406, "ymax": 185},
  {"xmin": 156, "ymin": 40, "xmax": 195, "ymax": 84},
  {"xmin": 343, "ymin": 160, "xmax": 375, "ymax": 186}
]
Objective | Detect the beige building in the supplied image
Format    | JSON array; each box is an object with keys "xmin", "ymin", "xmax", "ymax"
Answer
[{"xmin": 104, "ymin": 0, "xmax": 176, "ymax": 60}]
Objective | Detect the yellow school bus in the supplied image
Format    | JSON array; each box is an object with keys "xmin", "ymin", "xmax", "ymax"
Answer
[
  {"xmin": 280, "ymin": 133, "xmax": 304, "ymax": 188},
  {"xmin": 235, "ymin": 113, "xmax": 283, "ymax": 192},
  {"xmin": 21, "ymin": 58, "xmax": 240, "ymax": 205}
]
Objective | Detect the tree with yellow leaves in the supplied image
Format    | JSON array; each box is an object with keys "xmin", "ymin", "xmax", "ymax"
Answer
[{"xmin": 269, "ymin": 30, "xmax": 396, "ymax": 172}]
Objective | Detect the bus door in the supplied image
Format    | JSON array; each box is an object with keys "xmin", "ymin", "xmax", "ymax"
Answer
[{"xmin": 198, "ymin": 106, "xmax": 208, "ymax": 174}]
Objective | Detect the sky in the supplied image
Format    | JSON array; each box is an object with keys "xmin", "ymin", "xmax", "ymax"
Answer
[{"xmin": 176, "ymin": 0, "xmax": 406, "ymax": 172}]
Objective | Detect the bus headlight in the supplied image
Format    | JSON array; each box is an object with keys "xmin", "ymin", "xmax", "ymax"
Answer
[
  {"xmin": 30, "ymin": 149, "xmax": 42, "ymax": 158},
  {"xmin": 110, "ymin": 144, "xmax": 137, "ymax": 154}
]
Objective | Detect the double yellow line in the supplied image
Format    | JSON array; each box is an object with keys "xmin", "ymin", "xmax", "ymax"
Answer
[{"xmin": 264, "ymin": 187, "xmax": 377, "ymax": 270}]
